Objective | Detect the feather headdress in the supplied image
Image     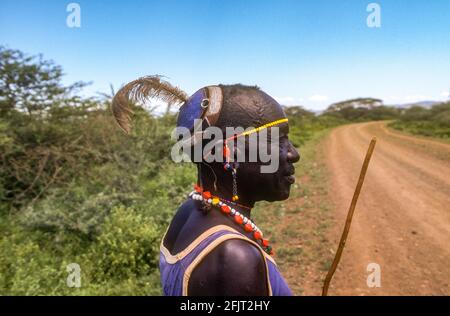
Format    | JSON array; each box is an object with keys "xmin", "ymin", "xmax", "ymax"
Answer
[{"xmin": 111, "ymin": 75, "xmax": 188, "ymax": 134}]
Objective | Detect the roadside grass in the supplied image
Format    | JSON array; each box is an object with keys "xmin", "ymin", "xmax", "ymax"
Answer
[
  {"xmin": 253, "ymin": 129, "xmax": 335, "ymax": 295},
  {"xmin": 388, "ymin": 101, "xmax": 450, "ymax": 142},
  {"xmin": 388, "ymin": 121, "xmax": 450, "ymax": 145},
  {"xmin": 375, "ymin": 121, "xmax": 450, "ymax": 162}
]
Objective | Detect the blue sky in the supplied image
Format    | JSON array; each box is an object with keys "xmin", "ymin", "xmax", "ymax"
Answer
[{"xmin": 1, "ymin": 0, "xmax": 449, "ymax": 110}]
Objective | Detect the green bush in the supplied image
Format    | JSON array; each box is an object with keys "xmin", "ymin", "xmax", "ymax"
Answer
[
  {"xmin": 0, "ymin": 47, "xmax": 198, "ymax": 295},
  {"xmin": 0, "ymin": 206, "xmax": 165, "ymax": 295},
  {"xmin": 82, "ymin": 206, "xmax": 160, "ymax": 281},
  {"xmin": 390, "ymin": 102, "xmax": 450, "ymax": 139}
]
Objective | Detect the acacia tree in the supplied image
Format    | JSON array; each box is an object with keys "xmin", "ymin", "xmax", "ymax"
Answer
[
  {"xmin": 0, "ymin": 46, "xmax": 86, "ymax": 117},
  {"xmin": 326, "ymin": 98, "xmax": 383, "ymax": 112},
  {"xmin": 0, "ymin": 47, "xmax": 93, "ymax": 209},
  {"xmin": 0, "ymin": 47, "xmax": 176, "ymax": 215}
]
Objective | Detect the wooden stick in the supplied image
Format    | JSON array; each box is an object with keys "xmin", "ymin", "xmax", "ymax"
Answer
[{"xmin": 322, "ymin": 137, "xmax": 377, "ymax": 296}]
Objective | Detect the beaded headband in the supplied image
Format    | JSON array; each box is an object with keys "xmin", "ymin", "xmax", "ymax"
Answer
[
  {"xmin": 225, "ymin": 118, "xmax": 288, "ymax": 142},
  {"xmin": 201, "ymin": 117, "xmax": 289, "ymax": 162}
]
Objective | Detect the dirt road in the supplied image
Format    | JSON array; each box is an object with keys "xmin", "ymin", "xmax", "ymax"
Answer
[{"xmin": 324, "ymin": 121, "xmax": 450, "ymax": 295}]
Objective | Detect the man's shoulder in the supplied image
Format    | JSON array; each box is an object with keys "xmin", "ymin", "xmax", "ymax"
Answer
[
  {"xmin": 216, "ymin": 238, "xmax": 264, "ymax": 260},
  {"xmin": 188, "ymin": 237, "xmax": 268, "ymax": 295}
]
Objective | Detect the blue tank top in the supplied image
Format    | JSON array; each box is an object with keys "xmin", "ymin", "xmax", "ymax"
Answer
[{"xmin": 159, "ymin": 224, "xmax": 292, "ymax": 296}]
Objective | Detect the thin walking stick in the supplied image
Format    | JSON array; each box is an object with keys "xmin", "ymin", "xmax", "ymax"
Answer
[{"xmin": 322, "ymin": 137, "xmax": 377, "ymax": 296}]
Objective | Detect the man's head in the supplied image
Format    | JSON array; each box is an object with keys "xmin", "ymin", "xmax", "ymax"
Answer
[
  {"xmin": 111, "ymin": 76, "xmax": 300, "ymax": 205},
  {"xmin": 187, "ymin": 84, "xmax": 300, "ymax": 203}
]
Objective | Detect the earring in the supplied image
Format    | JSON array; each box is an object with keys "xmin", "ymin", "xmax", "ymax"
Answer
[
  {"xmin": 231, "ymin": 167, "xmax": 239, "ymax": 202},
  {"xmin": 223, "ymin": 143, "xmax": 231, "ymax": 171},
  {"xmin": 197, "ymin": 164, "xmax": 211, "ymax": 213},
  {"xmin": 223, "ymin": 142, "xmax": 239, "ymax": 202}
]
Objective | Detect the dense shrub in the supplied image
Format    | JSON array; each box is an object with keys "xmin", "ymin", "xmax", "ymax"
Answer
[
  {"xmin": 82, "ymin": 206, "xmax": 160, "ymax": 281},
  {"xmin": 390, "ymin": 102, "xmax": 450, "ymax": 139},
  {"xmin": 0, "ymin": 47, "xmax": 196, "ymax": 295}
]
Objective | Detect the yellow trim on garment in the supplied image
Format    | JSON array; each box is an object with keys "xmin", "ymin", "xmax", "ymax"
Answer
[
  {"xmin": 160, "ymin": 225, "xmax": 236, "ymax": 264},
  {"xmin": 182, "ymin": 233, "xmax": 273, "ymax": 296},
  {"xmin": 160, "ymin": 224, "xmax": 276, "ymax": 265}
]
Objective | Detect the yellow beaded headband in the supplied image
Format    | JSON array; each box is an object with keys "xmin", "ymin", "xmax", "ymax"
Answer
[
  {"xmin": 201, "ymin": 117, "xmax": 289, "ymax": 164},
  {"xmin": 222, "ymin": 117, "xmax": 288, "ymax": 202},
  {"xmin": 225, "ymin": 118, "xmax": 288, "ymax": 142}
]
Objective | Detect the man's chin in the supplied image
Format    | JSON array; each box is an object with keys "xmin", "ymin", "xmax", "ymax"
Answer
[
  {"xmin": 264, "ymin": 187, "xmax": 291, "ymax": 202},
  {"xmin": 277, "ymin": 179, "xmax": 294, "ymax": 200},
  {"xmin": 278, "ymin": 189, "xmax": 291, "ymax": 201},
  {"xmin": 256, "ymin": 179, "xmax": 294, "ymax": 202}
]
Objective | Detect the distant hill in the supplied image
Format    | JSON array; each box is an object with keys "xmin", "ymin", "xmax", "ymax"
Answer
[{"xmin": 325, "ymin": 98, "xmax": 383, "ymax": 112}]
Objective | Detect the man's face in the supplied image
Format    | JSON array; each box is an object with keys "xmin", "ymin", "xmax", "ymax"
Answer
[{"xmin": 238, "ymin": 124, "xmax": 300, "ymax": 202}]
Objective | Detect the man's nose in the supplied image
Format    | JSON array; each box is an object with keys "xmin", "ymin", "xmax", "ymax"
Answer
[{"xmin": 287, "ymin": 142, "xmax": 300, "ymax": 163}]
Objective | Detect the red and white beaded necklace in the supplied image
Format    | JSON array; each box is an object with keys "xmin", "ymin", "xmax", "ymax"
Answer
[{"xmin": 189, "ymin": 185, "xmax": 273, "ymax": 255}]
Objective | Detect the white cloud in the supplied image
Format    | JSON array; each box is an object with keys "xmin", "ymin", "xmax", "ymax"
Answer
[
  {"xmin": 308, "ymin": 94, "xmax": 329, "ymax": 102},
  {"xmin": 274, "ymin": 96, "xmax": 303, "ymax": 105},
  {"xmin": 275, "ymin": 96, "xmax": 294, "ymax": 103},
  {"xmin": 403, "ymin": 95, "xmax": 431, "ymax": 102},
  {"xmin": 440, "ymin": 91, "xmax": 450, "ymax": 99}
]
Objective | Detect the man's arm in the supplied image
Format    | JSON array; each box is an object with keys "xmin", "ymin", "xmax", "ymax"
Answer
[{"xmin": 187, "ymin": 239, "xmax": 268, "ymax": 296}]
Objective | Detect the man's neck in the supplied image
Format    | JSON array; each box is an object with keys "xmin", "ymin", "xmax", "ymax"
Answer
[{"xmin": 199, "ymin": 174, "xmax": 254, "ymax": 218}]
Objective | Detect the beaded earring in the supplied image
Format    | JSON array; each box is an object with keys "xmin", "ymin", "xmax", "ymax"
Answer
[
  {"xmin": 231, "ymin": 166, "xmax": 238, "ymax": 202},
  {"xmin": 197, "ymin": 164, "xmax": 211, "ymax": 213},
  {"xmin": 223, "ymin": 143, "xmax": 239, "ymax": 202}
]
